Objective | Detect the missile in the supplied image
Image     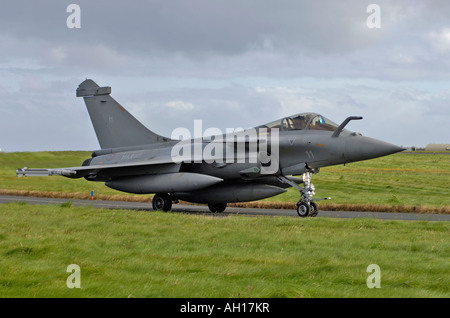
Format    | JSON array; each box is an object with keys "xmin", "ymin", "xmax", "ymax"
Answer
[
  {"xmin": 105, "ymin": 172, "xmax": 223, "ymax": 194},
  {"xmin": 175, "ymin": 183, "xmax": 287, "ymax": 204},
  {"xmin": 16, "ymin": 167, "xmax": 77, "ymax": 178}
]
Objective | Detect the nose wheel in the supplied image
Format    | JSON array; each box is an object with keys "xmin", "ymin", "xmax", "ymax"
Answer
[
  {"xmin": 296, "ymin": 202, "xmax": 310, "ymax": 217},
  {"xmin": 296, "ymin": 201, "xmax": 318, "ymax": 217},
  {"xmin": 309, "ymin": 202, "xmax": 319, "ymax": 217}
]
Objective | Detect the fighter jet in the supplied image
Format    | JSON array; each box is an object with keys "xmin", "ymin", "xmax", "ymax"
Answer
[{"xmin": 16, "ymin": 79, "xmax": 404, "ymax": 217}]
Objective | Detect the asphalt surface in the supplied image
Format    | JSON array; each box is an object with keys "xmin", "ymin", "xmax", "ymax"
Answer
[{"xmin": 1, "ymin": 194, "xmax": 449, "ymax": 221}]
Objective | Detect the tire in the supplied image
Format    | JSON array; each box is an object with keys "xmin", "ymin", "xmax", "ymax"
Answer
[
  {"xmin": 152, "ymin": 193, "xmax": 172, "ymax": 211},
  {"xmin": 208, "ymin": 203, "xmax": 227, "ymax": 213},
  {"xmin": 309, "ymin": 202, "xmax": 319, "ymax": 217},
  {"xmin": 208, "ymin": 203, "xmax": 217, "ymax": 212},
  {"xmin": 296, "ymin": 202, "xmax": 310, "ymax": 217}
]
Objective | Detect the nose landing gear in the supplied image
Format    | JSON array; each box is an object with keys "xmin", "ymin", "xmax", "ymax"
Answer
[{"xmin": 278, "ymin": 170, "xmax": 330, "ymax": 217}]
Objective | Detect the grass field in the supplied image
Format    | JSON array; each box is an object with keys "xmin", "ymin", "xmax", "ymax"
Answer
[
  {"xmin": 0, "ymin": 203, "xmax": 448, "ymax": 298},
  {"xmin": 270, "ymin": 152, "xmax": 450, "ymax": 213},
  {"xmin": 0, "ymin": 151, "xmax": 449, "ymax": 213}
]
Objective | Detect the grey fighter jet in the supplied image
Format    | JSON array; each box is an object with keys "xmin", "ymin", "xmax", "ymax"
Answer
[{"xmin": 16, "ymin": 79, "xmax": 404, "ymax": 217}]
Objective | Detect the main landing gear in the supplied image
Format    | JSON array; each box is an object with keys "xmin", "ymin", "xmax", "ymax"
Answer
[
  {"xmin": 152, "ymin": 193, "xmax": 173, "ymax": 212},
  {"xmin": 278, "ymin": 170, "xmax": 331, "ymax": 218},
  {"xmin": 152, "ymin": 193, "xmax": 228, "ymax": 214},
  {"xmin": 208, "ymin": 203, "xmax": 227, "ymax": 213}
]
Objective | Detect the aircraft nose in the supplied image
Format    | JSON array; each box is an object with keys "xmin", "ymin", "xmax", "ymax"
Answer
[{"xmin": 345, "ymin": 135, "xmax": 404, "ymax": 162}]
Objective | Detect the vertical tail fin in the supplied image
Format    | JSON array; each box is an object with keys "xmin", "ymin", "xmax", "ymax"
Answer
[{"xmin": 76, "ymin": 79, "xmax": 170, "ymax": 149}]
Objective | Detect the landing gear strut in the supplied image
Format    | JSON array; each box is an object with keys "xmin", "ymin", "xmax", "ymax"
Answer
[
  {"xmin": 278, "ymin": 170, "xmax": 330, "ymax": 217},
  {"xmin": 295, "ymin": 171, "xmax": 318, "ymax": 217}
]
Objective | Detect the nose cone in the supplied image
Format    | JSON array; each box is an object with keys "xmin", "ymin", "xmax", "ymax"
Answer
[{"xmin": 345, "ymin": 136, "xmax": 404, "ymax": 162}]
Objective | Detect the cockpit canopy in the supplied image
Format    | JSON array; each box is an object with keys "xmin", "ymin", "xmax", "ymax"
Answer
[{"xmin": 258, "ymin": 113, "xmax": 340, "ymax": 132}]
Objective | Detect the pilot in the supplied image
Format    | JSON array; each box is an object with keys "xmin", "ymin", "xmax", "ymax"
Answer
[{"xmin": 292, "ymin": 116, "xmax": 307, "ymax": 130}]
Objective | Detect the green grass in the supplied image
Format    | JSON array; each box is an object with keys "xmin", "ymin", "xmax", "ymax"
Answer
[
  {"xmin": 0, "ymin": 151, "xmax": 449, "ymax": 210},
  {"xmin": 265, "ymin": 153, "xmax": 450, "ymax": 209},
  {"xmin": 0, "ymin": 203, "xmax": 448, "ymax": 297},
  {"xmin": 0, "ymin": 151, "xmax": 119, "ymax": 196}
]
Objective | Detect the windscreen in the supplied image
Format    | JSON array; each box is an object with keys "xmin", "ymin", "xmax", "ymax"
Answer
[
  {"xmin": 258, "ymin": 113, "xmax": 339, "ymax": 132},
  {"xmin": 307, "ymin": 115, "xmax": 339, "ymax": 131}
]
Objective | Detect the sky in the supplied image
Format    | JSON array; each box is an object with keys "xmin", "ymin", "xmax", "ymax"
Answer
[{"xmin": 0, "ymin": 0, "xmax": 449, "ymax": 152}]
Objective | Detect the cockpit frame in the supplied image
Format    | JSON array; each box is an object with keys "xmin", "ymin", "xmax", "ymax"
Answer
[{"xmin": 258, "ymin": 112, "xmax": 341, "ymax": 132}]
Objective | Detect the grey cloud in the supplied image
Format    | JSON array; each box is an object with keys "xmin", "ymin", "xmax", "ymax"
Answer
[
  {"xmin": 1, "ymin": 0, "xmax": 450, "ymax": 81},
  {"xmin": 119, "ymin": 83, "xmax": 282, "ymax": 137},
  {"xmin": 0, "ymin": 1, "xmax": 423, "ymax": 58},
  {"xmin": 1, "ymin": 0, "xmax": 450, "ymax": 151}
]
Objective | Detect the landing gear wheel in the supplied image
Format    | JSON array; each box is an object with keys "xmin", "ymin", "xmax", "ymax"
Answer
[
  {"xmin": 309, "ymin": 202, "xmax": 319, "ymax": 217},
  {"xmin": 296, "ymin": 202, "xmax": 310, "ymax": 217},
  {"xmin": 152, "ymin": 193, "xmax": 172, "ymax": 212},
  {"xmin": 208, "ymin": 203, "xmax": 227, "ymax": 213}
]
